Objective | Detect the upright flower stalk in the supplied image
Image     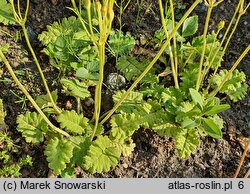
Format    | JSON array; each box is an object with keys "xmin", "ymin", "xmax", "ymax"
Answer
[
  {"xmin": 9, "ymin": 0, "xmax": 61, "ymax": 114},
  {"xmin": 196, "ymin": 0, "xmax": 224, "ymax": 91}
]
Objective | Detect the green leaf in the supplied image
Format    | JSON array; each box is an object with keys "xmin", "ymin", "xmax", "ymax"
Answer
[
  {"xmin": 0, "ymin": 0, "xmax": 16, "ymax": 25},
  {"xmin": 83, "ymin": 136, "xmax": 121, "ymax": 173},
  {"xmin": 61, "ymin": 78, "xmax": 90, "ymax": 99},
  {"xmin": 111, "ymin": 136, "xmax": 135, "ymax": 157},
  {"xmin": 16, "ymin": 112, "xmax": 48, "ymax": 143},
  {"xmin": 116, "ymin": 56, "xmax": 149, "ymax": 81},
  {"xmin": 108, "ymin": 30, "xmax": 135, "ymax": 57},
  {"xmin": 181, "ymin": 118, "xmax": 199, "ymax": 129},
  {"xmin": 153, "ymin": 19, "xmax": 185, "ymax": 48},
  {"xmin": 86, "ymin": 123, "xmax": 104, "ymax": 136},
  {"xmin": 110, "ymin": 113, "xmax": 140, "ymax": 139},
  {"xmin": 35, "ymin": 90, "xmax": 58, "ymax": 110},
  {"xmin": 69, "ymin": 136, "xmax": 91, "ymax": 166},
  {"xmin": 60, "ymin": 164, "xmax": 75, "ymax": 178},
  {"xmin": 112, "ymin": 90, "xmax": 144, "ymax": 113},
  {"xmin": 57, "ymin": 110, "xmax": 89, "ymax": 135},
  {"xmin": 173, "ymin": 128, "xmax": 200, "ymax": 158},
  {"xmin": 202, "ymin": 118, "xmax": 222, "ymax": 138},
  {"xmin": 182, "ymin": 16, "xmax": 198, "ymax": 37},
  {"xmin": 189, "ymin": 88, "xmax": 203, "ymax": 109},
  {"xmin": 187, "ymin": 34, "xmax": 223, "ymax": 69},
  {"xmin": 204, "ymin": 104, "xmax": 230, "ymax": 116},
  {"xmin": 152, "ymin": 122, "xmax": 177, "ymax": 137},
  {"xmin": 180, "ymin": 64, "xmax": 198, "ymax": 93},
  {"xmin": 45, "ymin": 137, "xmax": 74, "ymax": 175},
  {"xmin": 38, "ymin": 16, "xmax": 83, "ymax": 45},
  {"xmin": 138, "ymin": 100, "xmax": 175, "ymax": 134},
  {"xmin": 77, "ymin": 45, "xmax": 99, "ymax": 65},
  {"xmin": 38, "ymin": 16, "xmax": 98, "ymax": 73},
  {"xmin": 75, "ymin": 61, "xmax": 99, "ymax": 82},
  {"xmin": 209, "ymin": 114, "xmax": 224, "ymax": 130},
  {"xmin": 209, "ymin": 69, "xmax": 248, "ymax": 102}
]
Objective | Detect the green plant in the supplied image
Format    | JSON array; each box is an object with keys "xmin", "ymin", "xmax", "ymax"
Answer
[
  {"xmin": 0, "ymin": 0, "xmax": 15, "ymax": 25},
  {"xmin": 0, "ymin": 99, "xmax": 32, "ymax": 177},
  {"xmin": 0, "ymin": 0, "xmax": 249, "ymax": 177}
]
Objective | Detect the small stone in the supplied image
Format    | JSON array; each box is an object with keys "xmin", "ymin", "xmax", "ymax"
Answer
[
  {"xmin": 139, "ymin": 35, "xmax": 147, "ymax": 45},
  {"xmin": 84, "ymin": 98, "xmax": 94, "ymax": 106},
  {"xmin": 244, "ymin": 21, "xmax": 248, "ymax": 25},
  {"xmin": 65, "ymin": 100, "xmax": 72, "ymax": 109},
  {"xmin": 218, "ymin": 33, "xmax": 223, "ymax": 39},
  {"xmin": 106, "ymin": 73, "xmax": 126, "ymax": 89},
  {"xmin": 122, "ymin": 163, "xmax": 128, "ymax": 168}
]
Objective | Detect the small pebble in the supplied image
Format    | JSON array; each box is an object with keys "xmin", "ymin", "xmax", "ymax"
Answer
[
  {"xmin": 218, "ymin": 33, "xmax": 223, "ymax": 39},
  {"xmin": 122, "ymin": 163, "xmax": 128, "ymax": 169},
  {"xmin": 84, "ymin": 98, "xmax": 94, "ymax": 106},
  {"xmin": 106, "ymin": 73, "xmax": 126, "ymax": 89}
]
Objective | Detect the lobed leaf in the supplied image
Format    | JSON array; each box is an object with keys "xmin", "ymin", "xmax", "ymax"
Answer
[
  {"xmin": 61, "ymin": 78, "xmax": 90, "ymax": 99},
  {"xmin": 0, "ymin": 0, "xmax": 15, "ymax": 25},
  {"xmin": 35, "ymin": 90, "xmax": 58, "ymax": 110},
  {"xmin": 45, "ymin": 137, "xmax": 74, "ymax": 175},
  {"xmin": 110, "ymin": 113, "xmax": 140, "ymax": 139},
  {"xmin": 16, "ymin": 112, "xmax": 48, "ymax": 143},
  {"xmin": 38, "ymin": 16, "xmax": 82, "ymax": 45},
  {"xmin": 108, "ymin": 30, "xmax": 135, "ymax": 57},
  {"xmin": 69, "ymin": 136, "xmax": 91, "ymax": 166},
  {"xmin": 75, "ymin": 61, "xmax": 99, "ymax": 83},
  {"xmin": 209, "ymin": 69, "xmax": 248, "ymax": 102},
  {"xmin": 38, "ymin": 16, "xmax": 98, "ymax": 73},
  {"xmin": 180, "ymin": 64, "xmax": 198, "ymax": 93},
  {"xmin": 111, "ymin": 136, "xmax": 136, "ymax": 157},
  {"xmin": 83, "ymin": 136, "xmax": 121, "ymax": 173},
  {"xmin": 152, "ymin": 122, "xmax": 177, "ymax": 137},
  {"xmin": 173, "ymin": 128, "xmax": 200, "ymax": 158},
  {"xmin": 112, "ymin": 90, "xmax": 144, "ymax": 113},
  {"xmin": 116, "ymin": 56, "xmax": 149, "ymax": 81},
  {"xmin": 57, "ymin": 110, "xmax": 89, "ymax": 135}
]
